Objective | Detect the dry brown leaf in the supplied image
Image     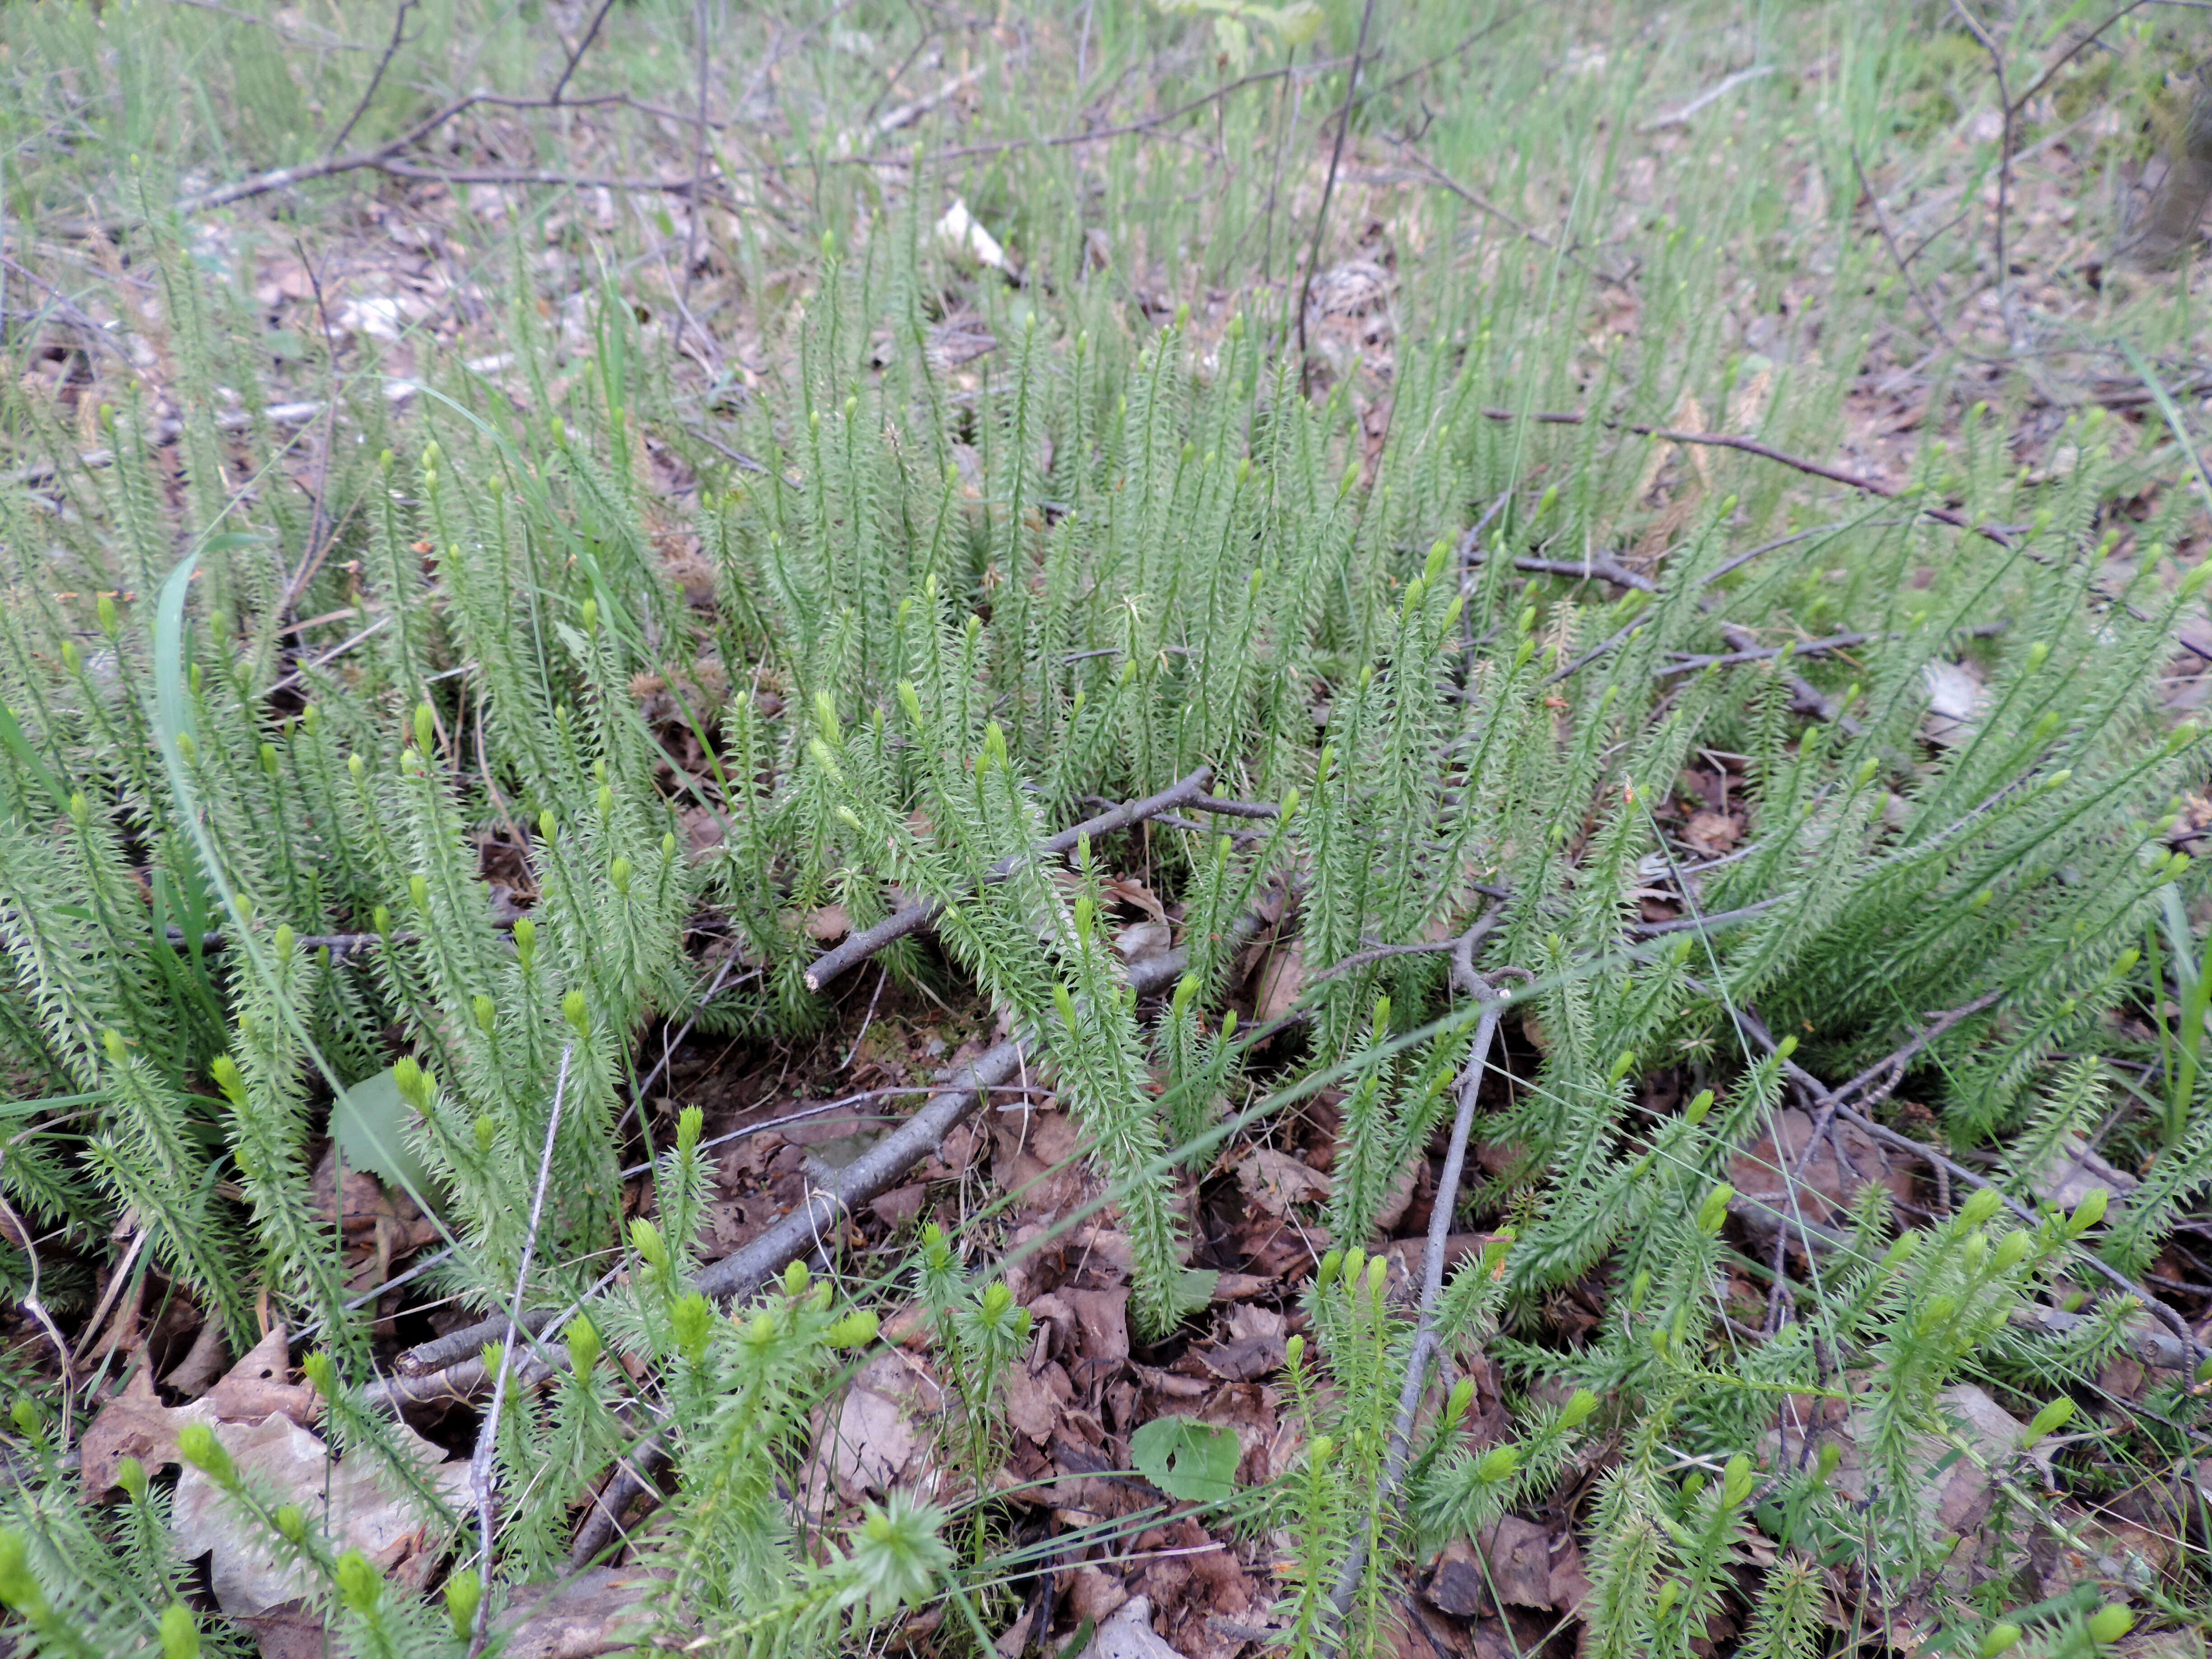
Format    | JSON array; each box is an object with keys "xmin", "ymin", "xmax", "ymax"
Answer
[
  {"xmin": 1727, "ymin": 1108, "xmax": 1911, "ymax": 1249},
  {"xmin": 1004, "ymin": 1365, "xmax": 1063, "ymax": 1443},
  {"xmin": 1922, "ymin": 660, "xmax": 1988, "ymax": 748},
  {"xmin": 1101, "ymin": 875, "xmax": 1168, "ymax": 926},
  {"xmin": 870, "ymin": 1183, "xmax": 929, "ymax": 1232},
  {"xmin": 1424, "ymin": 1537, "xmax": 1490, "ymax": 1617},
  {"xmin": 2031, "ymin": 1508, "xmax": 2173, "ymax": 1602},
  {"xmin": 1066, "ymin": 1566, "xmax": 1130, "ymax": 1626},
  {"xmin": 1682, "ymin": 810, "xmax": 1740, "ymax": 855},
  {"xmin": 1077, "ymin": 1594, "xmax": 1185, "ymax": 1659},
  {"xmin": 162, "ymin": 1319, "xmax": 229, "ymax": 1399},
  {"xmin": 234, "ymin": 1602, "xmax": 326, "ymax": 1659},
  {"xmin": 993, "ymin": 1110, "xmax": 1096, "ymax": 1213},
  {"xmin": 206, "ymin": 1327, "xmax": 319, "ymax": 1424},
  {"xmin": 494, "ymin": 1566, "xmax": 671, "ymax": 1659},
  {"xmin": 827, "ymin": 1384, "xmax": 923, "ymax": 1503},
  {"xmin": 1478, "ymin": 1514, "xmax": 1554, "ymax": 1608},
  {"xmin": 1233, "ymin": 1148, "xmax": 1330, "ymax": 1216},
  {"xmin": 1060, "ymin": 1287, "xmax": 1131, "ymax": 1379},
  {"xmin": 805, "ymin": 903, "xmax": 851, "ymax": 942},
  {"xmin": 171, "ymin": 1414, "xmax": 464, "ymax": 1615},
  {"xmin": 80, "ymin": 1328, "xmax": 319, "ymax": 1500},
  {"xmin": 1759, "ymin": 1381, "xmax": 2030, "ymax": 1583},
  {"xmin": 1251, "ymin": 939, "xmax": 1305, "ymax": 1025},
  {"xmin": 1116, "ymin": 920, "xmax": 1174, "ymax": 965},
  {"xmin": 1372, "ymin": 1155, "xmax": 1421, "ymax": 1236}
]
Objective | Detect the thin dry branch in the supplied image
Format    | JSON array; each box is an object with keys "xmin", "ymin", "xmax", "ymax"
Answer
[
  {"xmin": 1296, "ymin": 0, "xmax": 1379, "ymax": 387},
  {"xmin": 1724, "ymin": 1000, "xmax": 2204, "ymax": 1365},
  {"xmin": 549, "ymin": 0, "xmax": 622, "ymax": 103},
  {"xmin": 327, "ymin": 0, "xmax": 419, "ymax": 156},
  {"xmin": 1327, "ymin": 949, "xmax": 1527, "ymax": 1638},
  {"xmin": 469, "ymin": 1042, "xmax": 572, "ymax": 1654},
  {"xmin": 1476, "ymin": 404, "xmax": 2018, "ymax": 548},
  {"xmin": 802, "ymin": 767, "xmax": 1220, "ymax": 992},
  {"xmin": 382, "ymin": 945, "xmax": 1209, "ymax": 1406},
  {"xmin": 1656, "ymin": 631, "xmax": 1872, "ymax": 676}
]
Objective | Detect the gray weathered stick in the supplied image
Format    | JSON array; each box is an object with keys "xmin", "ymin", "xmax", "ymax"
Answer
[
  {"xmin": 1326, "ymin": 937, "xmax": 1523, "ymax": 1643},
  {"xmin": 372, "ymin": 943, "xmax": 1201, "ymax": 1413},
  {"xmin": 802, "ymin": 767, "xmax": 1215, "ymax": 992}
]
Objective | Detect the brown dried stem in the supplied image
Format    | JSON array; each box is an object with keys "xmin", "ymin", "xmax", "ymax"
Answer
[{"xmin": 801, "ymin": 767, "xmax": 1219, "ymax": 993}]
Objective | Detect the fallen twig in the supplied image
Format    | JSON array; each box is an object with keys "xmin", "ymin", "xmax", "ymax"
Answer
[
  {"xmin": 1303, "ymin": 912, "xmax": 1499, "ymax": 988},
  {"xmin": 469, "ymin": 1043, "xmax": 572, "ymax": 1655},
  {"xmin": 549, "ymin": 0, "xmax": 621, "ymax": 103},
  {"xmin": 326, "ymin": 0, "xmax": 418, "ymax": 156},
  {"xmin": 1475, "ymin": 404, "xmax": 2016, "ymax": 549},
  {"xmin": 1327, "ymin": 942, "xmax": 1526, "ymax": 1640},
  {"xmin": 563, "ymin": 940, "xmax": 1214, "ymax": 1565},
  {"xmin": 163, "ymin": 925, "xmax": 398, "ymax": 957},
  {"xmin": 802, "ymin": 767, "xmax": 1219, "ymax": 992},
  {"xmin": 1719, "ymin": 623, "xmax": 1861, "ymax": 731},
  {"xmin": 1851, "ymin": 145, "xmax": 1978, "ymax": 360},
  {"xmin": 371, "ymin": 943, "xmax": 1207, "ymax": 1422},
  {"xmin": 1658, "ymin": 632, "xmax": 1871, "ymax": 676},
  {"xmin": 1756, "ymin": 990, "xmax": 2006, "ymax": 1319},
  {"xmin": 1723, "ymin": 1000, "xmax": 2205, "ymax": 1365},
  {"xmin": 1295, "ymin": 0, "xmax": 1379, "ymax": 389},
  {"xmin": 1381, "ymin": 141, "xmax": 1582, "ymax": 270},
  {"xmin": 1640, "ymin": 63, "xmax": 1775, "ymax": 131}
]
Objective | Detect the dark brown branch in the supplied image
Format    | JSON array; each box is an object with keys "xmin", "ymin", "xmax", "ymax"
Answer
[
  {"xmin": 1720, "ymin": 623, "xmax": 1859, "ymax": 730},
  {"xmin": 175, "ymin": 94, "xmax": 490, "ymax": 214},
  {"xmin": 163, "ymin": 927, "xmax": 396, "ymax": 958},
  {"xmin": 1476, "ymin": 404, "xmax": 2017, "ymax": 549},
  {"xmin": 1306, "ymin": 907, "xmax": 1501, "ymax": 989},
  {"xmin": 1383, "ymin": 140, "xmax": 1589, "ymax": 271},
  {"xmin": 2005, "ymin": 0, "xmax": 2153, "ymax": 118},
  {"xmin": 801, "ymin": 767, "xmax": 1216, "ymax": 993},
  {"xmin": 1948, "ymin": 0, "xmax": 2022, "ymax": 350},
  {"xmin": 326, "ymin": 0, "xmax": 418, "ymax": 156},
  {"xmin": 909, "ymin": 54, "xmax": 1356, "ymax": 164},
  {"xmin": 1851, "ymin": 145, "xmax": 1979, "ymax": 359},
  {"xmin": 1627, "ymin": 900, "xmax": 1781, "ymax": 937},
  {"xmin": 1152, "ymin": 812, "xmax": 1267, "ymax": 844},
  {"xmin": 1721, "ymin": 998, "xmax": 2203, "ymax": 1365},
  {"xmin": 1655, "ymin": 632, "xmax": 1871, "ymax": 676},
  {"xmin": 1296, "ymin": 0, "xmax": 1379, "ymax": 387},
  {"xmin": 1190, "ymin": 794, "xmax": 1281, "ymax": 820},
  {"xmin": 549, "ymin": 0, "xmax": 621, "ymax": 103},
  {"xmin": 373, "ymin": 159, "xmax": 723, "ymax": 194},
  {"xmin": 377, "ymin": 937, "xmax": 1212, "ymax": 1567}
]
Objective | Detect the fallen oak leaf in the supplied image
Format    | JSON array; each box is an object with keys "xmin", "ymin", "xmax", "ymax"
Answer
[
  {"xmin": 1232, "ymin": 1148, "xmax": 1329, "ymax": 1216},
  {"xmin": 79, "ymin": 1327, "xmax": 318, "ymax": 1500},
  {"xmin": 172, "ymin": 1413, "xmax": 466, "ymax": 1614}
]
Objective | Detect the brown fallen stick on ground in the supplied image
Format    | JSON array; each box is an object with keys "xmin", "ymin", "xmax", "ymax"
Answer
[
  {"xmin": 1714, "ymin": 996, "xmax": 2205, "ymax": 1366},
  {"xmin": 365, "ymin": 937, "xmax": 1209, "ymax": 1567},
  {"xmin": 1327, "ymin": 933, "xmax": 1527, "ymax": 1634},
  {"xmin": 378, "ymin": 838, "xmax": 1268, "ymax": 1403},
  {"xmin": 1478, "ymin": 404, "xmax": 2212, "ymax": 667},
  {"xmin": 559, "ymin": 896, "xmax": 1301, "ymax": 1567},
  {"xmin": 381, "ymin": 771, "xmax": 1252, "ymax": 1386},
  {"xmin": 1479, "ymin": 405, "xmax": 2016, "ymax": 548},
  {"xmin": 802, "ymin": 765, "xmax": 1227, "ymax": 992},
  {"xmin": 372, "ymin": 986, "xmax": 1130, "ymax": 1403}
]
